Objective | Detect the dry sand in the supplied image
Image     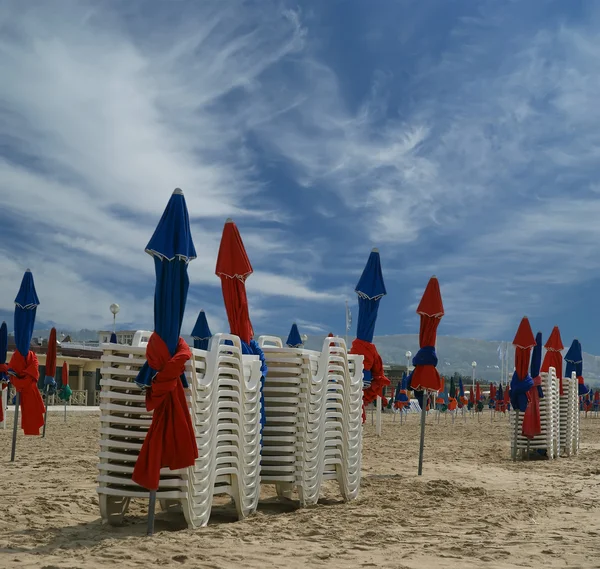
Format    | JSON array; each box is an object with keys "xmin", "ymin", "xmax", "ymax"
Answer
[{"xmin": 1, "ymin": 409, "xmax": 600, "ymax": 569}]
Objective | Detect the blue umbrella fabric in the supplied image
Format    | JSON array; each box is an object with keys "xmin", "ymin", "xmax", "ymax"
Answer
[
  {"xmin": 531, "ymin": 332, "xmax": 543, "ymax": 397},
  {"xmin": 350, "ymin": 248, "xmax": 389, "ymax": 417},
  {"xmin": 286, "ymin": 323, "xmax": 303, "ymax": 348},
  {"xmin": 8, "ymin": 270, "xmax": 45, "ymax": 435},
  {"xmin": 565, "ymin": 339, "xmax": 588, "ymax": 396},
  {"xmin": 131, "ymin": 189, "xmax": 198, "ymax": 492},
  {"xmin": 191, "ymin": 310, "xmax": 212, "ymax": 350},
  {"xmin": 110, "ymin": 332, "xmax": 117, "ymax": 344}
]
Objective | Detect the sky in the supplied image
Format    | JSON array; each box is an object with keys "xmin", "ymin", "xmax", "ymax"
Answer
[{"xmin": 2, "ymin": 0, "xmax": 600, "ymax": 351}]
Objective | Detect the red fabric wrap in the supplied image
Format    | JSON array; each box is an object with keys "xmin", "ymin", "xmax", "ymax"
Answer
[
  {"xmin": 522, "ymin": 375, "xmax": 542, "ymax": 438},
  {"xmin": 0, "ymin": 364, "xmax": 7, "ymax": 423},
  {"xmin": 9, "ymin": 350, "xmax": 45, "ymax": 435},
  {"xmin": 351, "ymin": 338, "xmax": 390, "ymax": 424},
  {"xmin": 132, "ymin": 334, "xmax": 198, "ymax": 491},
  {"xmin": 448, "ymin": 397, "xmax": 457, "ymax": 411}
]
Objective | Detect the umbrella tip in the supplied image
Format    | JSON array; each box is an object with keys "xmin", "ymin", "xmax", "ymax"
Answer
[
  {"xmin": 25, "ymin": 268, "xmax": 31, "ymax": 272},
  {"xmin": 225, "ymin": 217, "xmax": 234, "ymax": 223},
  {"xmin": 371, "ymin": 247, "xmax": 379, "ymax": 252},
  {"xmin": 173, "ymin": 188, "xmax": 183, "ymax": 195}
]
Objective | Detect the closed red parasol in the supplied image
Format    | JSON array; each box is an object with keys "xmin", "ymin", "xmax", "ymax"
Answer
[
  {"xmin": 215, "ymin": 219, "xmax": 253, "ymax": 344},
  {"xmin": 541, "ymin": 326, "xmax": 564, "ymax": 394}
]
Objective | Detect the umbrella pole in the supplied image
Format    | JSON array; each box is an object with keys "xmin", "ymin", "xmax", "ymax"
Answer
[
  {"xmin": 1, "ymin": 387, "xmax": 6, "ymax": 430},
  {"xmin": 64, "ymin": 401, "xmax": 67, "ymax": 423},
  {"xmin": 10, "ymin": 392, "xmax": 20, "ymax": 462},
  {"xmin": 375, "ymin": 396, "xmax": 382, "ymax": 436},
  {"xmin": 42, "ymin": 386, "xmax": 49, "ymax": 438},
  {"xmin": 418, "ymin": 392, "xmax": 427, "ymax": 475},
  {"xmin": 512, "ymin": 410, "xmax": 519, "ymax": 461},
  {"xmin": 147, "ymin": 490, "xmax": 157, "ymax": 536}
]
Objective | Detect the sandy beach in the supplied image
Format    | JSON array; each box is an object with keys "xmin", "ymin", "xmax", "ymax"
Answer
[{"xmin": 1, "ymin": 410, "xmax": 599, "ymax": 569}]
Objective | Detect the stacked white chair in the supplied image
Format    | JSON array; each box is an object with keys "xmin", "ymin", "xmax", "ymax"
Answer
[
  {"xmin": 558, "ymin": 371, "xmax": 580, "ymax": 457},
  {"xmin": 510, "ymin": 368, "xmax": 558, "ymax": 459},
  {"xmin": 97, "ymin": 333, "xmax": 262, "ymax": 528},
  {"xmin": 258, "ymin": 335, "xmax": 363, "ymax": 505}
]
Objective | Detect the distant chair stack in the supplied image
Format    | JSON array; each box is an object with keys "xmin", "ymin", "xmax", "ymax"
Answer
[
  {"xmin": 97, "ymin": 334, "xmax": 263, "ymax": 528},
  {"xmin": 510, "ymin": 367, "xmax": 559, "ymax": 459},
  {"xmin": 510, "ymin": 366, "xmax": 581, "ymax": 460},
  {"xmin": 258, "ymin": 335, "xmax": 363, "ymax": 505}
]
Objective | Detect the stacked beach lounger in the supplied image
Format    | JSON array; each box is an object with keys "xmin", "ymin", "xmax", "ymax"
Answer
[
  {"xmin": 258, "ymin": 335, "xmax": 363, "ymax": 505},
  {"xmin": 558, "ymin": 372, "xmax": 579, "ymax": 457},
  {"xmin": 97, "ymin": 334, "xmax": 262, "ymax": 528},
  {"xmin": 510, "ymin": 367, "xmax": 559, "ymax": 459}
]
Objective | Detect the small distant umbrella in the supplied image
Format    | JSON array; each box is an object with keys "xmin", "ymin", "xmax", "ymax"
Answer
[
  {"xmin": 594, "ymin": 389, "xmax": 600, "ymax": 410},
  {"xmin": 510, "ymin": 317, "xmax": 536, "ymax": 460},
  {"xmin": 448, "ymin": 377, "xmax": 457, "ymax": 419},
  {"xmin": 541, "ymin": 326, "xmax": 564, "ymax": 394},
  {"xmin": 110, "ymin": 332, "xmax": 118, "ymax": 344},
  {"xmin": 408, "ymin": 276, "xmax": 444, "ymax": 476},
  {"xmin": 0, "ymin": 322, "xmax": 8, "ymax": 426},
  {"xmin": 41, "ymin": 328, "xmax": 58, "ymax": 438},
  {"xmin": 191, "ymin": 310, "xmax": 212, "ymax": 350},
  {"xmin": 350, "ymin": 249, "xmax": 389, "ymax": 425},
  {"xmin": 9, "ymin": 270, "xmax": 45, "ymax": 461},
  {"xmin": 504, "ymin": 382, "xmax": 511, "ymax": 411},
  {"xmin": 496, "ymin": 384, "xmax": 505, "ymax": 413},
  {"xmin": 58, "ymin": 362, "xmax": 71, "ymax": 423},
  {"xmin": 286, "ymin": 323, "xmax": 303, "ymax": 348},
  {"xmin": 522, "ymin": 332, "xmax": 543, "ymax": 439},
  {"xmin": 131, "ymin": 189, "xmax": 199, "ymax": 536}
]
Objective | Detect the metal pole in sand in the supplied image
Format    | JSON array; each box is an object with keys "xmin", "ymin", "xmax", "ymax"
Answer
[
  {"xmin": 1, "ymin": 387, "xmax": 6, "ymax": 430},
  {"xmin": 147, "ymin": 490, "xmax": 157, "ymax": 536},
  {"xmin": 10, "ymin": 392, "xmax": 20, "ymax": 461},
  {"xmin": 42, "ymin": 386, "xmax": 49, "ymax": 438},
  {"xmin": 375, "ymin": 396, "xmax": 382, "ymax": 436},
  {"xmin": 64, "ymin": 400, "xmax": 67, "ymax": 423},
  {"xmin": 418, "ymin": 391, "xmax": 427, "ymax": 475}
]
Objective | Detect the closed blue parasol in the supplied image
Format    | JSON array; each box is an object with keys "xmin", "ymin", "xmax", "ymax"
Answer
[
  {"xmin": 9, "ymin": 270, "xmax": 45, "ymax": 461},
  {"xmin": 110, "ymin": 332, "xmax": 117, "ymax": 344},
  {"xmin": 191, "ymin": 310, "xmax": 212, "ymax": 350},
  {"xmin": 350, "ymin": 248, "xmax": 389, "ymax": 419},
  {"xmin": 565, "ymin": 339, "xmax": 588, "ymax": 396},
  {"xmin": 131, "ymin": 189, "xmax": 198, "ymax": 535},
  {"xmin": 286, "ymin": 323, "xmax": 302, "ymax": 348}
]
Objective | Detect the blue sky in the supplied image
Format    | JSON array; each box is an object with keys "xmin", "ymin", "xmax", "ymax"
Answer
[{"xmin": 1, "ymin": 0, "xmax": 600, "ymax": 351}]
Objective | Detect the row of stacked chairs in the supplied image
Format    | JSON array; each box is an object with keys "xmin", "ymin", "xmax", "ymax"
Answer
[{"xmin": 96, "ymin": 334, "xmax": 363, "ymax": 527}]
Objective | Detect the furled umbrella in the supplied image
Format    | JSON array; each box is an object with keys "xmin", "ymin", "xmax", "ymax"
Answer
[
  {"xmin": 131, "ymin": 188, "xmax": 199, "ymax": 536},
  {"xmin": 42, "ymin": 327, "xmax": 58, "ymax": 438},
  {"xmin": 286, "ymin": 323, "xmax": 303, "ymax": 348},
  {"xmin": 510, "ymin": 317, "xmax": 536, "ymax": 460},
  {"xmin": 522, "ymin": 331, "xmax": 543, "ymax": 440},
  {"xmin": 475, "ymin": 382, "xmax": 483, "ymax": 413},
  {"xmin": 216, "ymin": 219, "xmax": 267, "ymax": 432},
  {"xmin": 594, "ymin": 389, "xmax": 600, "ymax": 414},
  {"xmin": 9, "ymin": 270, "xmax": 45, "ymax": 462},
  {"xmin": 504, "ymin": 381, "xmax": 511, "ymax": 411},
  {"xmin": 408, "ymin": 276, "xmax": 444, "ymax": 476},
  {"xmin": 468, "ymin": 385, "xmax": 475, "ymax": 411},
  {"xmin": 566, "ymin": 339, "xmax": 589, "ymax": 397},
  {"xmin": 58, "ymin": 362, "xmax": 71, "ymax": 423},
  {"xmin": 489, "ymin": 383, "xmax": 497, "ymax": 408},
  {"xmin": 496, "ymin": 384, "xmax": 506, "ymax": 413},
  {"xmin": 541, "ymin": 326, "xmax": 564, "ymax": 394},
  {"xmin": 448, "ymin": 377, "xmax": 457, "ymax": 423},
  {"xmin": 191, "ymin": 309, "xmax": 212, "ymax": 350},
  {"xmin": 0, "ymin": 322, "xmax": 8, "ymax": 427},
  {"xmin": 110, "ymin": 332, "xmax": 118, "ymax": 344},
  {"xmin": 349, "ymin": 248, "xmax": 389, "ymax": 429}
]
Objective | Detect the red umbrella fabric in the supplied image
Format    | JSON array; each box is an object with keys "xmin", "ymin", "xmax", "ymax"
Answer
[
  {"xmin": 489, "ymin": 383, "xmax": 497, "ymax": 401},
  {"xmin": 510, "ymin": 317, "xmax": 536, "ymax": 412},
  {"xmin": 215, "ymin": 219, "xmax": 253, "ymax": 344},
  {"xmin": 541, "ymin": 326, "xmax": 564, "ymax": 394},
  {"xmin": 409, "ymin": 277, "xmax": 444, "ymax": 393},
  {"xmin": 62, "ymin": 362, "xmax": 68, "ymax": 387},
  {"xmin": 46, "ymin": 328, "xmax": 57, "ymax": 381},
  {"xmin": 9, "ymin": 350, "xmax": 44, "ymax": 435}
]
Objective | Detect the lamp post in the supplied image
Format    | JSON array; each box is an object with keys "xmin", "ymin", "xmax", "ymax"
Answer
[
  {"xmin": 471, "ymin": 361, "xmax": 477, "ymax": 397},
  {"xmin": 301, "ymin": 334, "xmax": 308, "ymax": 346},
  {"xmin": 110, "ymin": 303, "xmax": 120, "ymax": 335}
]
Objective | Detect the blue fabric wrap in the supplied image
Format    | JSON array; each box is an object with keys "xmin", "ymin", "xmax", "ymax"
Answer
[
  {"xmin": 44, "ymin": 375, "xmax": 57, "ymax": 395},
  {"xmin": 286, "ymin": 323, "xmax": 303, "ymax": 348},
  {"xmin": 243, "ymin": 340, "xmax": 267, "ymax": 437},
  {"xmin": 458, "ymin": 378, "xmax": 464, "ymax": 397},
  {"xmin": 0, "ymin": 321, "xmax": 7, "ymax": 381},
  {"xmin": 412, "ymin": 346, "xmax": 438, "ymax": 367},
  {"xmin": 579, "ymin": 382, "xmax": 590, "ymax": 396},
  {"xmin": 356, "ymin": 296, "xmax": 382, "ymax": 343},
  {"xmin": 14, "ymin": 271, "xmax": 39, "ymax": 356},
  {"xmin": 355, "ymin": 251, "xmax": 386, "ymax": 343},
  {"xmin": 510, "ymin": 370, "xmax": 533, "ymax": 412},
  {"xmin": 193, "ymin": 338, "xmax": 210, "ymax": 350},
  {"xmin": 362, "ymin": 369, "xmax": 372, "ymax": 386}
]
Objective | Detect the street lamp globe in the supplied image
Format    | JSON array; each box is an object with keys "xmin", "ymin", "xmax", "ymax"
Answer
[
  {"xmin": 405, "ymin": 350, "xmax": 412, "ymax": 359},
  {"xmin": 471, "ymin": 361, "xmax": 477, "ymax": 368},
  {"xmin": 110, "ymin": 303, "xmax": 120, "ymax": 316}
]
